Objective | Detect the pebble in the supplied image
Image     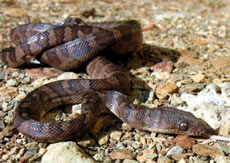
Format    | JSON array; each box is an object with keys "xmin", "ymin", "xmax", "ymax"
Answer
[
  {"xmin": 157, "ymin": 156, "xmax": 173, "ymax": 163},
  {"xmin": 41, "ymin": 141, "xmax": 96, "ymax": 163},
  {"xmin": 191, "ymin": 74, "xmax": 205, "ymax": 83},
  {"xmin": 6, "ymin": 79, "xmax": 19, "ymax": 87},
  {"xmin": 136, "ymin": 149, "xmax": 157, "ymax": 162},
  {"xmin": 110, "ymin": 131, "xmax": 123, "ymax": 142},
  {"xmin": 93, "ymin": 151, "xmax": 108, "ymax": 162},
  {"xmin": 183, "ymin": 83, "xmax": 205, "ymax": 92},
  {"xmin": 215, "ymin": 156, "xmax": 230, "ymax": 163},
  {"xmin": 155, "ymin": 144, "xmax": 162, "ymax": 153},
  {"xmin": 0, "ymin": 73, "xmax": 5, "ymax": 80},
  {"xmin": 140, "ymin": 137, "xmax": 146, "ymax": 146},
  {"xmin": 15, "ymin": 148, "xmax": 25, "ymax": 160},
  {"xmin": 77, "ymin": 138, "xmax": 96, "ymax": 147},
  {"xmin": 156, "ymin": 82, "xmax": 178, "ymax": 99},
  {"xmin": 122, "ymin": 159, "xmax": 139, "ymax": 163},
  {"xmin": 193, "ymin": 144, "xmax": 224, "ymax": 158},
  {"xmin": 57, "ymin": 72, "xmax": 82, "ymax": 80},
  {"xmin": 23, "ymin": 76, "xmax": 31, "ymax": 84},
  {"xmin": 11, "ymin": 72, "xmax": 19, "ymax": 77},
  {"xmin": 166, "ymin": 146, "xmax": 183, "ymax": 157},
  {"xmin": 98, "ymin": 134, "xmax": 109, "ymax": 145},
  {"xmin": 172, "ymin": 135, "xmax": 196, "ymax": 150},
  {"xmin": 213, "ymin": 142, "xmax": 230, "ymax": 155},
  {"xmin": 109, "ymin": 149, "xmax": 135, "ymax": 160},
  {"xmin": 18, "ymin": 73, "xmax": 25, "ymax": 78},
  {"xmin": 0, "ymin": 120, "xmax": 5, "ymax": 129}
]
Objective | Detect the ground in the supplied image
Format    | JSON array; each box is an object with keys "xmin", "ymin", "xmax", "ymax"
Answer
[{"xmin": 0, "ymin": 0, "xmax": 230, "ymax": 162}]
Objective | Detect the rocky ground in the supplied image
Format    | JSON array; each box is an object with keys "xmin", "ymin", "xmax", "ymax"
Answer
[{"xmin": 0, "ymin": 0, "xmax": 230, "ymax": 162}]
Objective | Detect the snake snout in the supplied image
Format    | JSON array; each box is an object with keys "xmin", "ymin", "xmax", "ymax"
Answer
[{"xmin": 187, "ymin": 119, "xmax": 216, "ymax": 137}]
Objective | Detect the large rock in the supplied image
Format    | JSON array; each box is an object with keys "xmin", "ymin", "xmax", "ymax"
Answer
[{"xmin": 41, "ymin": 141, "xmax": 96, "ymax": 163}]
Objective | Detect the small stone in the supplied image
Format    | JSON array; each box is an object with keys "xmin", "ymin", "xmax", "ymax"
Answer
[
  {"xmin": 122, "ymin": 123, "xmax": 132, "ymax": 131},
  {"xmin": 0, "ymin": 73, "xmax": 5, "ymax": 80},
  {"xmin": 172, "ymin": 135, "xmax": 196, "ymax": 149},
  {"xmin": 131, "ymin": 142, "xmax": 140, "ymax": 149},
  {"xmin": 77, "ymin": 138, "xmax": 96, "ymax": 147},
  {"xmin": 191, "ymin": 74, "xmax": 205, "ymax": 83},
  {"xmin": 213, "ymin": 142, "xmax": 230, "ymax": 155},
  {"xmin": 110, "ymin": 131, "xmax": 122, "ymax": 142},
  {"xmin": 12, "ymin": 72, "xmax": 19, "ymax": 77},
  {"xmin": 155, "ymin": 144, "xmax": 162, "ymax": 153},
  {"xmin": 2, "ymin": 153, "xmax": 10, "ymax": 160},
  {"xmin": 151, "ymin": 71, "xmax": 170, "ymax": 80},
  {"xmin": 140, "ymin": 137, "xmax": 146, "ymax": 145},
  {"xmin": 156, "ymin": 82, "xmax": 178, "ymax": 99},
  {"xmin": 166, "ymin": 146, "xmax": 183, "ymax": 157},
  {"xmin": 16, "ymin": 148, "xmax": 25, "ymax": 160},
  {"xmin": 178, "ymin": 159, "xmax": 186, "ymax": 163},
  {"xmin": 184, "ymin": 83, "xmax": 205, "ymax": 92},
  {"xmin": 93, "ymin": 151, "xmax": 107, "ymax": 162},
  {"xmin": 39, "ymin": 148, "xmax": 47, "ymax": 155},
  {"xmin": 171, "ymin": 153, "xmax": 193, "ymax": 161},
  {"xmin": 57, "ymin": 72, "xmax": 82, "ymax": 80},
  {"xmin": 6, "ymin": 79, "xmax": 19, "ymax": 87},
  {"xmin": 122, "ymin": 159, "xmax": 139, "ymax": 163},
  {"xmin": 23, "ymin": 76, "xmax": 31, "ymax": 84},
  {"xmin": 196, "ymin": 39, "xmax": 208, "ymax": 45},
  {"xmin": 215, "ymin": 156, "xmax": 230, "ymax": 163},
  {"xmin": 41, "ymin": 141, "xmax": 96, "ymax": 163},
  {"xmin": 193, "ymin": 144, "xmax": 224, "ymax": 158},
  {"xmin": 157, "ymin": 156, "xmax": 173, "ymax": 163},
  {"xmin": 109, "ymin": 149, "xmax": 135, "ymax": 160},
  {"xmin": 98, "ymin": 134, "xmax": 109, "ymax": 145},
  {"xmin": 0, "ymin": 120, "xmax": 5, "ymax": 129},
  {"xmin": 151, "ymin": 61, "xmax": 174, "ymax": 73},
  {"xmin": 136, "ymin": 149, "xmax": 157, "ymax": 162},
  {"xmin": 116, "ymin": 142, "xmax": 125, "ymax": 149},
  {"xmin": 18, "ymin": 73, "xmax": 25, "ymax": 78}
]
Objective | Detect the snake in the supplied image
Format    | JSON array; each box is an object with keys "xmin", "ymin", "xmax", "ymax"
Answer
[{"xmin": 0, "ymin": 18, "xmax": 215, "ymax": 142}]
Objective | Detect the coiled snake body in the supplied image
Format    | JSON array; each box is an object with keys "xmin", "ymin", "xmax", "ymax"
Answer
[{"xmin": 0, "ymin": 18, "xmax": 215, "ymax": 142}]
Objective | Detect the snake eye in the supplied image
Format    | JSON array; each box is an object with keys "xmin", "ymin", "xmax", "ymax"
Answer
[{"xmin": 179, "ymin": 122, "xmax": 188, "ymax": 131}]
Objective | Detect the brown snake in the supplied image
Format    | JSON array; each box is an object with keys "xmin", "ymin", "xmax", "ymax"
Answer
[{"xmin": 0, "ymin": 18, "xmax": 215, "ymax": 142}]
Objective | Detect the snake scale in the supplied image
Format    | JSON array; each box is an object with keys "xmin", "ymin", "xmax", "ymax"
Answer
[{"xmin": 0, "ymin": 18, "xmax": 215, "ymax": 142}]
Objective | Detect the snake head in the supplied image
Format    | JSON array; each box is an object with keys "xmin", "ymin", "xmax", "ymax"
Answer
[
  {"xmin": 133, "ymin": 106, "xmax": 216, "ymax": 137},
  {"xmin": 149, "ymin": 107, "xmax": 216, "ymax": 137}
]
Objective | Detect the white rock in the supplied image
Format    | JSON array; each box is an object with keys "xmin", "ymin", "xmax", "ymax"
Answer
[
  {"xmin": 179, "ymin": 83, "xmax": 230, "ymax": 133},
  {"xmin": 41, "ymin": 141, "xmax": 96, "ymax": 163}
]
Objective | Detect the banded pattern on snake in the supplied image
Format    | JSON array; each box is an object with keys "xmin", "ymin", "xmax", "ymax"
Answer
[{"xmin": 0, "ymin": 18, "xmax": 215, "ymax": 142}]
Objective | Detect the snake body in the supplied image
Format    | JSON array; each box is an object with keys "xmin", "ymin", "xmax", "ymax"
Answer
[{"xmin": 0, "ymin": 18, "xmax": 215, "ymax": 142}]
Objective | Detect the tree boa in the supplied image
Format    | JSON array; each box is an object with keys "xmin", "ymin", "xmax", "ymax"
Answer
[{"xmin": 0, "ymin": 18, "xmax": 215, "ymax": 142}]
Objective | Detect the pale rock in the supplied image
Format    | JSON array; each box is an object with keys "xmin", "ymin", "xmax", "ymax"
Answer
[
  {"xmin": 123, "ymin": 159, "xmax": 139, "ymax": 163},
  {"xmin": 110, "ymin": 131, "xmax": 122, "ymax": 142},
  {"xmin": 166, "ymin": 146, "xmax": 183, "ymax": 157},
  {"xmin": 98, "ymin": 134, "xmax": 109, "ymax": 145},
  {"xmin": 157, "ymin": 156, "xmax": 173, "ymax": 163},
  {"xmin": 57, "ymin": 72, "xmax": 82, "ymax": 80},
  {"xmin": 109, "ymin": 149, "xmax": 135, "ymax": 160},
  {"xmin": 41, "ymin": 141, "xmax": 96, "ymax": 163},
  {"xmin": 77, "ymin": 138, "xmax": 96, "ymax": 147},
  {"xmin": 156, "ymin": 82, "xmax": 178, "ymax": 99},
  {"xmin": 191, "ymin": 74, "xmax": 205, "ymax": 83},
  {"xmin": 179, "ymin": 83, "xmax": 230, "ymax": 133},
  {"xmin": 215, "ymin": 156, "xmax": 230, "ymax": 163}
]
